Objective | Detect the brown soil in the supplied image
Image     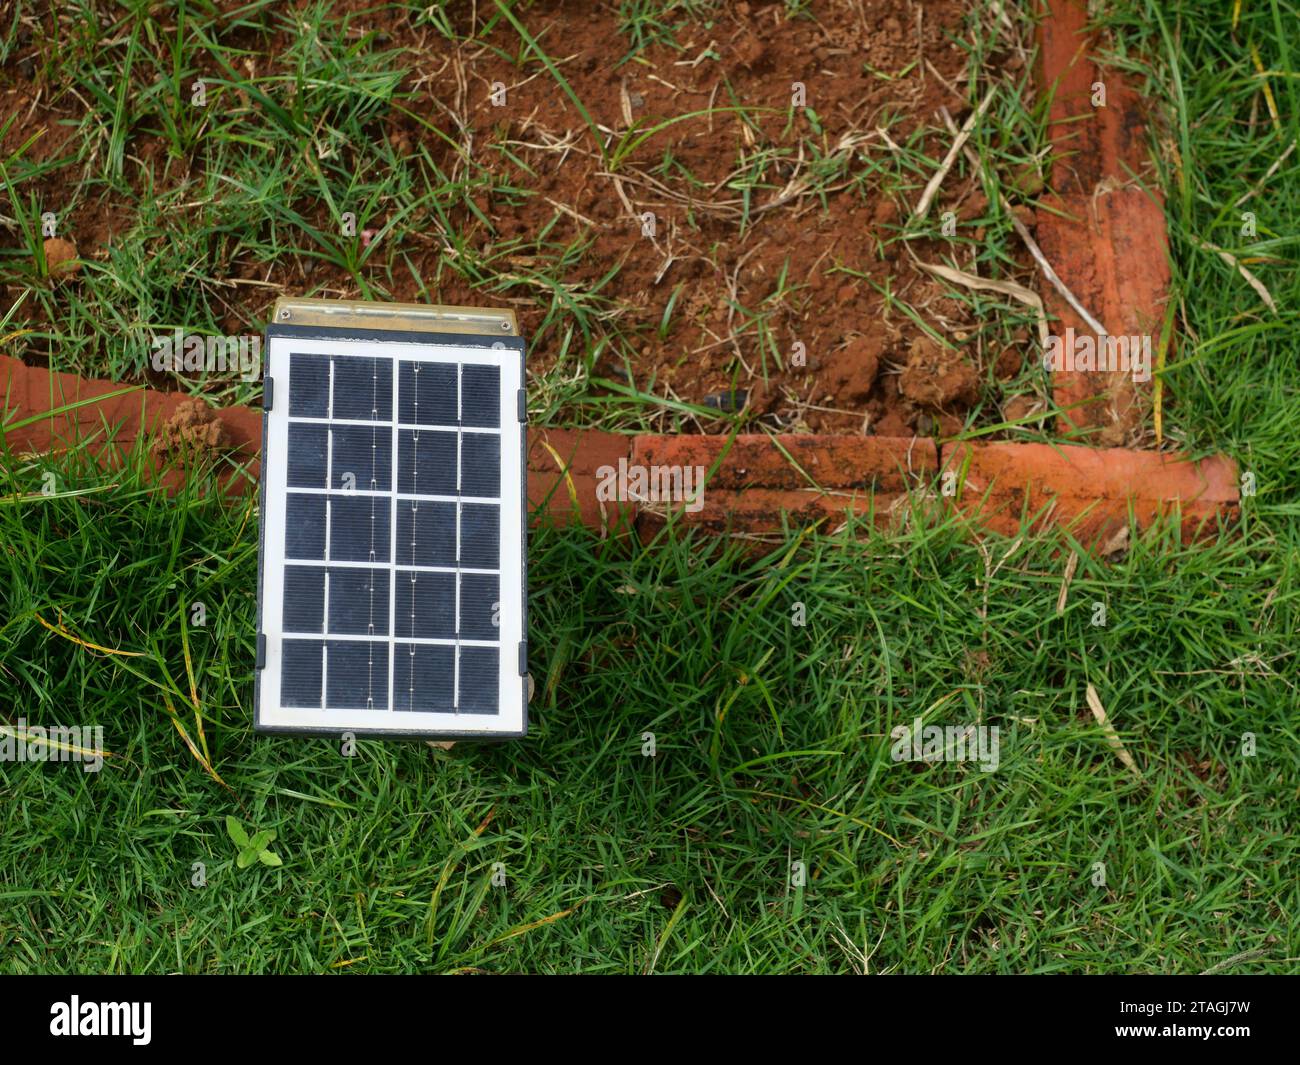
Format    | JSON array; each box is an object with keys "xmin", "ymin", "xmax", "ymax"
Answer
[
  {"xmin": 435, "ymin": 0, "xmax": 1004, "ymax": 434},
  {"xmin": 1, "ymin": 0, "xmax": 1028, "ymax": 435}
]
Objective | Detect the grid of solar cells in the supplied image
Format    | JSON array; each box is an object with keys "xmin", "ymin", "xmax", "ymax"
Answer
[{"xmin": 279, "ymin": 350, "xmax": 501, "ymax": 715}]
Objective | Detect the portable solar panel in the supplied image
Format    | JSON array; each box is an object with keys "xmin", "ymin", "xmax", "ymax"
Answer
[{"xmin": 255, "ymin": 298, "xmax": 527, "ymax": 739}]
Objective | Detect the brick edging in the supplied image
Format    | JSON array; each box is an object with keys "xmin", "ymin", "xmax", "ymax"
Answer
[
  {"xmin": 0, "ymin": 357, "xmax": 1237, "ymax": 549},
  {"xmin": 1036, "ymin": 0, "xmax": 1172, "ymax": 443},
  {"xmin": 529, "ymin": 429, "xmax": 1238, "ymax": 547}
]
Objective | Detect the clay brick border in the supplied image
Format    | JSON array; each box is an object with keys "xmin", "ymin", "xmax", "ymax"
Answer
[
  {"xmin": 530, "ymin": 433, "xmax": 1234, "ymax": 548},
  {"xmin": 527, "ymin": 427, "xmax": 634, "ymax": 532},
  {"xmin": 629, "ymin": 433, "xmax": 935, "ymax": 540},
  {"xmin": 0, "ymin": 355, "xmax": 1234, "ymax": 551},
  {"xmin": 941, "ymin": 441, "xmax": 1239, "ymax": 544},
  {"xmin": 0, "ymin": 353, "xmax": 262, "ymax": 494},
  {"xmin": 1036, "ymin": 0, "xmax": 1172, "ymax": 443}
]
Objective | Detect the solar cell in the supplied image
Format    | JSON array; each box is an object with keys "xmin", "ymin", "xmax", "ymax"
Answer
[{"xmin": 255, "ymin": 301, "xmax": 527, "ymax": 739}]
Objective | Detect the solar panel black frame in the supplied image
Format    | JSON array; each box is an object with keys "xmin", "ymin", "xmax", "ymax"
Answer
[{"xmin": 255, "ymin": 319, "xmax": 528, "ymax": 740}]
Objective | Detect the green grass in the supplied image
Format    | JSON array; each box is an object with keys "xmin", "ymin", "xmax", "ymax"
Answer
[
  {"xmin": 1098, "ymin": 0, "xmax": 1300, "ymax": 463},
  {"xmin": 0, "ymin": 432, "xmax": 1295, "ymax": 973},
  {"xmin": 0, "ymin": 0, "xmax": 1297, "ymax": 973}
]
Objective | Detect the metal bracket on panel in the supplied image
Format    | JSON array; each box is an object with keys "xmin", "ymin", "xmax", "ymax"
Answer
[{"xmin": 263, "ymin": 378, "xmax": 274, "ymax": 411}]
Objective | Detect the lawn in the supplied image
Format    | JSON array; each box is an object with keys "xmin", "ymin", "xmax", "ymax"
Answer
[{"xmin": 0, "ymin": 0, "xmax": 1296, "ymax": 974}]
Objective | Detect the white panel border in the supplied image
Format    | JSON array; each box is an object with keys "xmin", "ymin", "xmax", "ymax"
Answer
[{"xmin": 258, "ymin": 334, "xmax": 525, "ymax": 736}]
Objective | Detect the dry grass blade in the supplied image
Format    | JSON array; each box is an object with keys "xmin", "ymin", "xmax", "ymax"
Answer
[
  {"xmin": 488, "ymin": 897, "xmax": 589, "ymax": 946},
  {"xmin": 938, "ymin": 106, "xmax": 1108, "ymax": 337},
  {"xmin": 161, "ymin": 690, "xmax": 233, "ymax": 791},
  {"xmin": 1199, "ymin": 947, "xmax": 1272, "ymax": 975},
  {"xmin": 1232, "ymin": 138, "xmax": 1296, "ymax": 207},
  {"xmin": 1085, "ymin": 683, "xmax": 1142, "ymax": 780},
  {"xmin": 0, "ymin": 721, "xmax": 113, "ymax": 763},
  {"xmin": 917, "ymin": 260, "xmax": 1050, "ymax": 349},
  {"xmin": 1056, "ymin": 549, "xmax": 1079, "ymax": 615},
  {"xmin": 179, "ymin": 605, "xmax": 211, "ymax": 766},
  {"xmin": 538, "ymin": 438, "xmax": 581, "ymax": 513},
  {"xmin": 35, "ymin": 612, "xmax": 145, "ymax": 657},
  {"xmin": 37, "ymin": 609, "xmax": 232, "ymax": 787},
  {"xmin": 914, "ymin": 86, "xmax": 997, "ymax": 220},
  {"xmin": 1189, "ymin": 235, "xmax": 1278, "ymax": 314}
]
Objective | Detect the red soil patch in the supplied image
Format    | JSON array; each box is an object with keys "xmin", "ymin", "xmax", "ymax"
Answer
[
  {"xmin": 0, "ymin": 0, "xmax": 1027, "ymax": 435},
  {"xmin": 436, "ymin": 0, "xmax": 1002, "ymax": 433}
]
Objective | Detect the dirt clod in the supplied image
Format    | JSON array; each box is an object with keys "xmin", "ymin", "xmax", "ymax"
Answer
[
  {"xmin": 956, "ymin": 190, "xmax": 989, "ymax": 221},
  {"xmin": 829, "ymin": 335, "xmax": 883, "ymax": 402},
  {"xmin": 1002, "ymin": 395, "xmax": 1043, "ymax": 425},
  {"xmin": 154, "ymin": 398, "xmax": 231, "ymax": 456},
  {"xmin": 733, "ymin": 28, "xmax": 766, "ymax": 69},
  {"xmin": 995, "ymin": 346, "xmax": 1024, "ymax": 380},
  {"xmin": 898, "ymin": 335, "xmax": 979, "ymax": 410},
  {"xmin": 42, "ymin": 238, "xmax": 80, "ymax": 279}
]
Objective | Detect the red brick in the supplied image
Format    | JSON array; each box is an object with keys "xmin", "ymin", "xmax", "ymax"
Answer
[
  {"xmin": 942, "ymin": 441, "xmax": 1239, "ymax": 545},
  {"xmin": 2, "ymin": 356, "xmax": 1243, "ymax": 551},
  {"xmin": 526, "ymin": 427, "xmax": 633, "ymax": 531},
  {"xmin": 0, "ymin": 354, "xmax": 261, "ymax": 492},
  {"xmin": 1036, "ymin": 0, "xmax": 1171, "ymax": 443},
  {"xmin": 630, "ymin": 434, "xmax": 937, "ymax": 537}
]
